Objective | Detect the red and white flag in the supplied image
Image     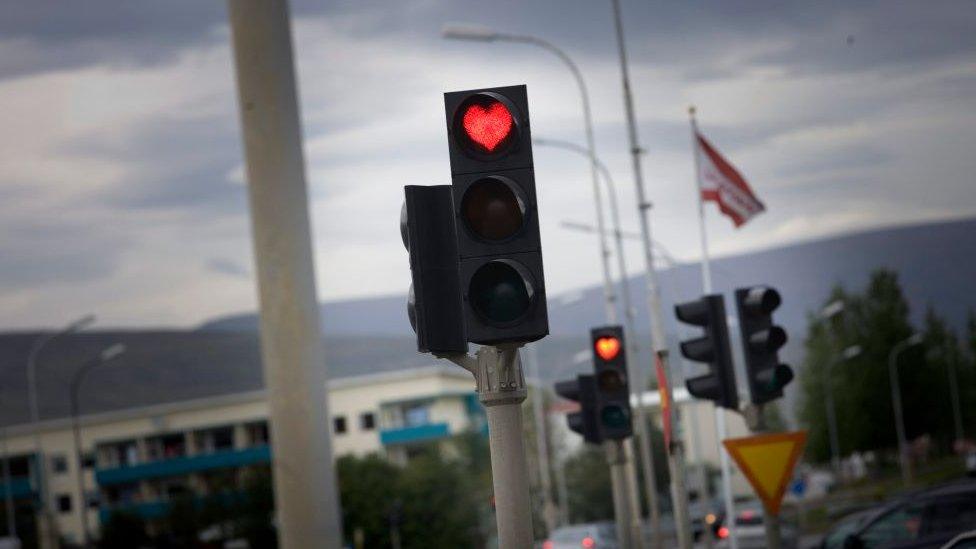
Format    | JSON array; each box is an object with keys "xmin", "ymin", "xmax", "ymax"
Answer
[{"xmin": 695, "ymin": 132, "xmax": 765, "ymax": 227}]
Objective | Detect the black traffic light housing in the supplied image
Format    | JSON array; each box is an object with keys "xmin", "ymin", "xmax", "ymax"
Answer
[
  {"xmin": 401, "ymin": 185, "xmax": 467, "ymax": 354},
  {"xmin": 555, "ymin": 375, "xmax": 601, "ymax": 444},
  {"xmin": 444, "ymin": 85, "xmax": 548, "ymax": 345},
  {"xmin": 674, "ymin": 295, "xmax": 739, "ymax": 410},
  {"xmin": 590, "ymin": 326, "xmax": 633, "ymax": 440},
  {"xmin": 734, "ymin": 286, "xmax": 793, "ymax": 404}
]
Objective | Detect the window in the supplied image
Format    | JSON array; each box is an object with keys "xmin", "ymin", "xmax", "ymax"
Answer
[
  {"xmin": 57, "ymin": 494, "xmax": 72, "ymax": 513},
  {"xmin": 333, "ymin": 416, "xmax": 347, "ymax": 435},
  {"xmin": 360, "ymin": 412, "xmax": 376, "ymax": 431},
  {"xmin": 51, "ymin": 454, "xmax": 68, "ymax": 474},
  {"xmin": 925, "ymin": 496, "xmax": 976, "ymax": 536},
  {"xmin": 859, "ymin": 502, "xmax": 926, "ymax": 546},
  {"xmin": 86, "ymin": 492, "xmax": 100, "ymax": 509},
  {"xmin": 404, "ymin": 404, "xmax": 430, "ymax": 427}
]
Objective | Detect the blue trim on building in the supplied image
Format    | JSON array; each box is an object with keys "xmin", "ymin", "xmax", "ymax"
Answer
[
  {"xmin": 99, "ymin": 492, "xmax": 244, "ymax": 523},
  {"xmin": 0, "ymin": 477, "xmax": 34, "ymax": 499},
  {"xmin": 95, "ymin": 445, "xmax": 271, "ymax": 486},
  {"xmin": 379, "ymin": 422, "xmax": 450, "ymax": 445}
]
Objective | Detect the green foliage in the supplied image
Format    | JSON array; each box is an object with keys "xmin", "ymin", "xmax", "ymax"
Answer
[
  {"xmin": 337, "ymin": 442, "xmax": 488, "ymax": 549},
  {"xmin": 797, "ymin": 269, "xmax": 975, "ymax": 463},
  {"xmin": 563, "ymin": 446, "xmax": 614, "ymax": 523}
]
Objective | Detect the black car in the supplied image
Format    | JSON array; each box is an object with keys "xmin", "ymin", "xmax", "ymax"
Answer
[{"xmin": 841, "ymin": 480, "xmax": 976, "ymax": 548}]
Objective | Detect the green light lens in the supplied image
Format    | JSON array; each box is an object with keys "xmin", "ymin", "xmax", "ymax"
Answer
[
  {"xmin": 600, "ymin": 405, "xmax": 630, "ymax": 429},
  {"xmin": 469, "ymin": 261, "xmax": 532, "ymax": 323}
]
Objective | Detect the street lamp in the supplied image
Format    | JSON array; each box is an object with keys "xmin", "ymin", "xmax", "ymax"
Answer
[
  {"xmin": 822, "ymin": 344, "xmax": 862, "ymax": 478},
  {"xmin": 889, "ymin": 333, "xmax": 924, "ymax": 486},
  {"xmin": 926, "ymin": 344, "xmax": 965, "ymax": 444},
  {"xmin": 70, "ymin": 343, "xmax": 126, "ymax": 548},
  {"xmin": 26, "ymin": 314, "xmax": 96, "ymax": 546}
]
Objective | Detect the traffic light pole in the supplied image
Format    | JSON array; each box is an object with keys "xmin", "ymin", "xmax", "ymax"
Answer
[
  {"xmin": 610, "ymin": 0, "xmax": 693, "ymax": 547},
  {"xmin": 605, "ymin": 440, "xmax": 636, "ymax": 549},
  {"xmin": 746, "ymin": 408, "xmax": 783, "ymax": 549},
  {"xmin": 446, "ymin": 346, "xmax": 534, "ymax": 549},
  {"xmin": 227, "ymin": 1, "xmax": 343, "ymax": 547}
]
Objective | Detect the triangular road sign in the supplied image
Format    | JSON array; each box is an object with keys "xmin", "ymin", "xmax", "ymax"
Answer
[{"xmin": 723, "ymin": 431, "xmax": 807, "ymax": 515}]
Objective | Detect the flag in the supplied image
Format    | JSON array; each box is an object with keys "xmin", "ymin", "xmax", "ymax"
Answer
[
  {"xmin": 696, "ymin": 132, "xmax": 765, "ymax": 227},
  {"xmin": 655, "ymin": 352, "xmax": 673, "ymax": 451}
]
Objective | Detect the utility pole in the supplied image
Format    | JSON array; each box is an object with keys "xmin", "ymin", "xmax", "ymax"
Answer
[
  {"xmin": 226, "ymin": 1, "xmax": 342, "ymax": 547},
  {"xmin": 610, "ymin": 0, "xmax": 693, "ymax": 547},
  {"xmin": 526, "ymin": 344, "xmax": 559, "ymax": 532}
]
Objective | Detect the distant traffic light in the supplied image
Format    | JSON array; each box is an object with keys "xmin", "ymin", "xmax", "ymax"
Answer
[
  {"xmin": 734, "ymin": 286, "xmax": 793, "ymax": 404},
  {"xmin": 590, "ymin": 326, "xmax": 632, "ymax": 440},
  {"xmin": 444, "ymin": 85, "xmax": 548, "ymax": 345},
  {"xmin": 555, "ymin": 375, "xmax": 600, "ymax": 444},
  {"xmin": 674, "ymin": 295, "xmax": 739, "ymax": 410},
  {"xmin": 401, "ymin": 185, "xmax": 467, "ymax": 353}
]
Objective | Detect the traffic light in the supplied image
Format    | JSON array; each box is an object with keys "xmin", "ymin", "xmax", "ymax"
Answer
[
  {"xmin": 734, "ymin": 286, "xmax": 793, "ymax": 404},
  {"xmin": 444, "ymin": 85, "xmax": 548, "ymax": 345},
  {"xmin": 401, "ymin": 185, "xmax": 467, "ymax": 354},
  {"xmin": 674, "ymin": 295, "xmax": 739, "ymax": 410},
  {"xmin": 555, "ymin": 375, "xmax": 600, "ymax": 444},
  {"xmin": 590, "ymin": 326, "xmax": 632, "ymax": 440}
]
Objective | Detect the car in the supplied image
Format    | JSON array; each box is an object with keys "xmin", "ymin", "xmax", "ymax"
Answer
[
  {"xmin": 542, "ymin": 522, "xmax": 619, "ymax": 549},
  {"xmin": 942, "ymin": 530, "xmax": 976, "ymax": 548},
  {"xmin": 713, "ymin": 502, "xmax": 798, "ymax": 549},
  {"xmin": 841, "ymin": 480, "xmax": 976, "ymax": 548},
  {"xmin": 821, "ymin": 509, "xmax": 876, "ymax": 549}
]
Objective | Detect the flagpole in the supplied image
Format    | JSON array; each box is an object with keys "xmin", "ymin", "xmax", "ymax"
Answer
[{"xmin": 689, "ymin": 106, "xmax": 738, "ymax": 549}]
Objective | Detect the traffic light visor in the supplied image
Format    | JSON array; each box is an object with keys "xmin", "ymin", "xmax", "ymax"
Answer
[
  {"xmin": 743, "ymin": 287, "xmax": 781, "ymax": 314},
  {"xmin": 461, "ymin": 177, "xmax": 525, "ymax": 241},
  {"xmin": 469, "ymin": 259, "xmax": 535, "ymax": 324},
  {"xmin": 455, "ymin": 93, "xmax": 517, "ymax": 156},
  {"xmin": 594, "ymin": 336, "xmax": 621, "ymax": 361}
]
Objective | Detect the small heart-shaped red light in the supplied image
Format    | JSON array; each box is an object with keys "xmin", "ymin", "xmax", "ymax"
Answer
[
  {"xmin": 595, "ymin": 337, "xmax": 621, "ymax": 362},
  {"xmin": 462, "ymin": 101, "xmax": 513, "ymax": 153}
]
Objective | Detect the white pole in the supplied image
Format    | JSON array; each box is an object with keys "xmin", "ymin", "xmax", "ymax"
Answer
[
  {"xmin": 610, "ymin": 1, "xmax": 692, "ymax": 547},
  {"xmin": 1, "ymin": 428, "xmax": 15, "ymax": 540},
  {"xmin": 226, "ymin": 2, "xmax": 342, "ymax": 547},
  {"xmin": 689, "ymin": 107, "xmax": 738, "ymax": 549}
]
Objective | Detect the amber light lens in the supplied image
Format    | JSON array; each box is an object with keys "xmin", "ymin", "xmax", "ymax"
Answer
[{"xmin": 462, "ymin": 178, "xmax": 524, "ymax": 242}]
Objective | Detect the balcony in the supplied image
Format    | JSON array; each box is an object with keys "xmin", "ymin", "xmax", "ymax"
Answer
[
  {"xmin": 0, "ymin": 477, "xmax": 34, "ymax": 499},
  {"xmin": 95, "ymin": 445, "xmax": 270, "ymax": 486},
  {"xmin": 379, "ymin": 422, "xmax": 450, "ymax": 445}
]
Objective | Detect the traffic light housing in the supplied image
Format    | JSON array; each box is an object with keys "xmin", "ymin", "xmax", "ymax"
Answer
[
  {"xmin": 401, "ymin": 185, "xmax": 467, "ymax": 354},
  {"xmin": 444, "ymin": 85, "xmax": 548, "ymax": 345},
  {"xmin": 590, "ymin": 326, "xmax": 632, "ymax": 440},
  {"xmin": 555, "ymin": 375, "xmax": 600, "ymax": 444},
  {"xmin": 735, "ymin": 286, "xmax": 792, "ymax": 404},
  {"xmin": 674, "ymin": 295, "xmax": 739, "ymax": 410}
]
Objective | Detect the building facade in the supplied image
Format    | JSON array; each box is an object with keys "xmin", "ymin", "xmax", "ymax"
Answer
[{"xmin": 0, "ymin": 365, "xmax": 480, "ymax": 545}]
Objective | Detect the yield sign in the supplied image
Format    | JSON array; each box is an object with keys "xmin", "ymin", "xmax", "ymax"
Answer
[{"xmin": 723, "ymin": 431, "xmax": 807, "ymax": 515}]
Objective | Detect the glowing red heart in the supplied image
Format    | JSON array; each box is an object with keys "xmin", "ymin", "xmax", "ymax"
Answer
[
  {"xmin": 595, "ymin": 337, "xmax": 621, "ymax": 361},
  {"xmin": 462, "ymin": 101, "xmax": 513, "ymax": 152}
]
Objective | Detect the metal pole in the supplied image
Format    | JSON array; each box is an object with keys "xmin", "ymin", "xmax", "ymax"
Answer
[
  {"xmin": 888, "ymin": 337, "xmax": 918, "ymax": 487},
  {"xmin": 69, "ymin": 384, "xmax": 88, "ymax": 547},
  {"xmin": 606, "ymin": 440, "xmax": 634, "ymax": 548},
  {"xmin": 448, "ymin": 346, "xmax": 534, "ymax": 548},
  {"xmin": 610, "ymin": 0, "xmax": 693, "ymax": 541},
  {"xmin": 946, "ymin": 344, "xmax": 964, "ymax": 443},
  {"xmin": 534, "ymin": 137, "xmax": 663, "ymax": 546},
  {"xmin": 1, "ymin": 428, "xmax": 16, "ymax": 540},
  {"xmin": 526, "ymin": 344, "xmax": 558, "ymax": 532},
  {"xmin": 689, "ymin": 107, "xmax": 736, "ymax": 549},
  {"xmin": 226, "ymin": 2, "xmax": 342, "ymax": 547},
  {"xmin": 822, "ymin": 356, "xmax": 842, "ymax": 477},
  {"xmin": 27, "ymin": 315, "xmax": 93, "ymax": 549}
]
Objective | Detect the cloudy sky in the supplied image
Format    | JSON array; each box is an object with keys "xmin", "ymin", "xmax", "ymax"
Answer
[{"xmin": 1, "ymin": 0, "xmax": 974, "ymax": 330}]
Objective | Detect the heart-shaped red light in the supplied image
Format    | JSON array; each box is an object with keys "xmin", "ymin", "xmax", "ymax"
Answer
[
  {"xmin": 595, "ymin": 337, "xmax": 621, "ymax": 362},
  {"xmin": 462, "ymin": 101, "xmax": 513, "ymax": 153}
]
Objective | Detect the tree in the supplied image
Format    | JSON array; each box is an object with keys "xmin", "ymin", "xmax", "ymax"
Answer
[
  {"xmin": 563, "ymin": 446, "xmax": 613, "ymax": 523},
  {"xmin": 337, "ymin": 454, "xmax": 401, "ymax": 548},
  {"xmin": 99, "ymin": 512, "xmax": 149, "ymax": 549}
]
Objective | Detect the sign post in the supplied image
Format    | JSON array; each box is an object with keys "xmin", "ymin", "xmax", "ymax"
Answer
[{"xmin": 723, "ymin": 431, "xmax": 807, "ymax": 549}]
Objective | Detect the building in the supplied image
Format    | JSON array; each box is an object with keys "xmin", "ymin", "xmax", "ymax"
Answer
[{"xmin": 0, "ymin": 364, "xmax": 480, "ymax": 545}]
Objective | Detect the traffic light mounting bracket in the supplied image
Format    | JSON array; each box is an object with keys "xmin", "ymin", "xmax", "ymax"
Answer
[{"xmin": 439, "ymin": 343, "xmax": 527, "ymax": 406}]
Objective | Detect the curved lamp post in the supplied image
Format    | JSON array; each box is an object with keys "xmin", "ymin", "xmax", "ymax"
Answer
[
  {"xmin": 889, "ymin": 333, "xmax": 924, "ymax": 486},
  {"xmin": 70, "ymin": 343, "xmax": 126, "ymax": 547}
]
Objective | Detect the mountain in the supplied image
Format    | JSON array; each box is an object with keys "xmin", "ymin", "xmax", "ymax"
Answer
[{"xmin": 200, "ymin": 216, "xmax": 976, "ymax": 364}]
